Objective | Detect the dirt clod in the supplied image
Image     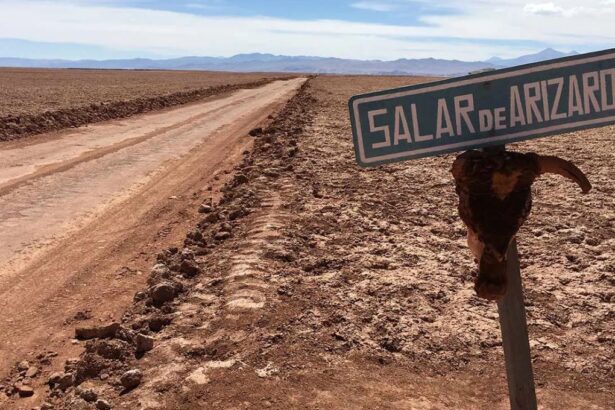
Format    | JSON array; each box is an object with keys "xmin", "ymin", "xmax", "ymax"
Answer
[
  {"xmin": 149, "ymin": 282, "xmax": 177, "ymax": 306},
  {"xmin": 214, "ymin": 231, "xmax": 231, "ymax": 241},
  {"xmin": 49, "ymin": 372, "xmax": 74, "ymax": 391},
  {"xmin": 135, "ymin": 333, "xmax": 155, "ymax": 354},
  {"xmin": 25, "ymin": 366, "xmax": 38, "ymax": 378},
  {"xmin": 76, "ymin": 386, "xmax": 98, "ymax": 402},
  {"xmin": 95, "ymin": 399, "xmax": 112, "ymax": 410},
  {"xmin": 75, "ymin": 323, "xmax": 120, "ymax": 340},
  {"xmin": 249, "ymin": 127, "xmax": 263, "ymax": 137},
  {"xmin": 179, "ymin": 259, "xmax": 200, "ymax": 278},
  {"xmin": 198, "ymin": 204, "xmax": 213, "ymax": 214},
  {"xmin": 147, "ymin": 315, "xmax": 172, "ymax": 332},
  {"xmin": 47, "ymin": 372, "xmax": 62, "ymax": 385},
  {"xmin": 120, "ymin": 369, "xmax": 143, "ymax": 391},
  {"xmin": 149, "ymin": 264, "xmax": 172, "ymax": 284},
  {"xmin": 15, "ymin": 383, "xmax": 34, "ymax": 397},
  {"xmin": 233, "ymin": 174, "xmax": 249, "ymax": 186},
  {"xmin": 16, "ymin": 361, "xmax": 29, "ymax": 372}
]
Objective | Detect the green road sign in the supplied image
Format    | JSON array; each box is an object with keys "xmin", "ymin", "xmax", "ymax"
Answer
[{"xmin": 349, "ymin": 48, "xmax": 615, "ymax": 167}]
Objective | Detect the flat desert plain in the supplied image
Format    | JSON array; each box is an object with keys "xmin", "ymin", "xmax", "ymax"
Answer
[
  {"xmin": 0, "ymin": 68, "xmax": 293, "ymax": 141},
  {"xmin": 0, "ymin": 68, "xmax": 290, "ymax": 117},
  {"xmin": 0, "ymin": 73, "xmax": 613, "ymax": 410}
]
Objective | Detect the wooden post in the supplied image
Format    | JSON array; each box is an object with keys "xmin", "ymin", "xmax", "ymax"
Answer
[
  {"xmin": 497, "ymin": 240, "xmax": 537, "ymax": 410},
  {"xmin": 481, "ymin": 145, "xmax": 537, "ymax": 409}
]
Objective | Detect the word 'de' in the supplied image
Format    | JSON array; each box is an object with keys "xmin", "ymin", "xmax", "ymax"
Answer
[{"xmin": 349, "ymin": 49, "xmax": 615, "ymax": 167}]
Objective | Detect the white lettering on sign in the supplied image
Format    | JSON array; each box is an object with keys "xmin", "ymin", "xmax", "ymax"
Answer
[
  {"xmin": 352, "ymin": 50, "xmax": 615, "ymax": 167},
  {"xmin": 510, "ymin": 86, "xmax": 527, "ymax": 127},
  {"xmin": 548, "ymin": 77, "xmax": 567, "ymax": 120},
  {"xmin": 454, "ymin": 94, "xmax": 476, "ymax": 135},
  {"xmin": 524, "ymin": 81, "xmax": 543, "ymax": 124},
  {"xmin": 479, "ymin": 109, "xmax": 493, "ymax": 132},
  {"xmin": 412, "ymin": 104, "xmax": 433, "ymax": 141},
  {"xmin": 368, "ymin": 109, "xmax": 391, "ymax": 149},
  {"xmin": 583, "ymin": 71, "xmax": 601, "ymax": 114},
  {"xmin": 394, "ymin": 106, "xmax": 412, "ymax": 145},
  {"xmin": 600, "ymin": 68, "xmax": 615, "ymax": 111},
  {"xmin": 568, "ymin": 74, "xmax": 585, "ymax": 116},
  {"xmin": 494, "ymin": 107, "xmax": 507, "ymax": 130},
  {"xmin": 540, "ymin": 81, "xmax": 551, "ymax": 121},
  {"xmin": 436, "ymin": 98, "xmax": 455, "ymax": 139},
  {"xmin": 364, "ymin": 68, "xmax": 615, "ymax": 152}
]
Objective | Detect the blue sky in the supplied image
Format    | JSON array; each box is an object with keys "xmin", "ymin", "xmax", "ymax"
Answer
[
  {"xmin": 124, "ymin": 0, "xmax": 455, "ymax": 25},
  {"xmin": 0, "ymin": 0, "xmax": 613, "ymax": 61}
]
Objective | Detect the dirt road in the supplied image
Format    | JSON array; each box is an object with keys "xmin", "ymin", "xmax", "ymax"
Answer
[{"xmin": 0, "ymin": 78, "xmax": 305, "ymax": 378}]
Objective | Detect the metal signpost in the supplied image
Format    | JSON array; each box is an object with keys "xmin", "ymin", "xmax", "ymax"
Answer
[{"xmin": 349, "ymin": 49, "xmax": 615, "ymax": 409}]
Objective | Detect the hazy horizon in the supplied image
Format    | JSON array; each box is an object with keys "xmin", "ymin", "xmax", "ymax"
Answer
[
  {"xmin": 0, "ymin": 40, "xmax": 581, "ymax": 63},
  {"xmin": 0, "ymin": 0, "xmax": 612, "ymax": 62}
]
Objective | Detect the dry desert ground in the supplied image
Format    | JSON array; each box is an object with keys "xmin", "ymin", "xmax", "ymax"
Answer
[{"xmin": 0, "ymin": 71, "xmax": 613, "ymax": 409}]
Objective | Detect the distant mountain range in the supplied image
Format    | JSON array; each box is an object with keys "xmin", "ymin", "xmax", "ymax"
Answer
[
  {"xmin": 486, "ymin": 48, "xmax": 578, "ymax": 67},
  {"xmin": 0, "ymin": 48, "xmax": 579, "ymax": 77}
]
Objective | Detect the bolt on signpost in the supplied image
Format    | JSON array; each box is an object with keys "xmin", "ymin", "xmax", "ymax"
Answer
[{"xmin": 349, "ymin": 49, "xmax": 615, "ymax": 409}]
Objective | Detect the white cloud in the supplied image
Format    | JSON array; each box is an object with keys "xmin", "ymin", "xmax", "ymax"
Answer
[
  {"xmin": 0, "ymin": 0, "xmax": 612, "ymax": 61},
  {"xmin": 185, "ymin": 3, "xmax": 216, "ymax": 9},
  {"xmin": 351, "ymin": 1, "xmax": 397, "ymax": 12},
  {"xmin": 522, "ymin": 2, "xmax": 609, "ymax": 16},
  {"xmin": 523, "ymin": 2, "xmax": 565, "ymax": 15},
  {"xmin": 185, "ymin": 0, "xmax": 225, "ymax": 10}
]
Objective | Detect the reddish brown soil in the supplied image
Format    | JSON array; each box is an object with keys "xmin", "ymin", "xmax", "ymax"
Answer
[
  {"xmin": 0, "ymin": 68, "xmax": 293, "ymax": 141},
  {"xmin": 0, "ymin": 68, "xmax": 291, "ymax": 117},
  {"xmin": 2, "ymin": 75, "xmax": 614, "ymax": 410}
]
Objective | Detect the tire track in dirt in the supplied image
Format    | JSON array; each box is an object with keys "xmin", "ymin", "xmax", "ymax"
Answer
[
  {"xmin": 118, "ymin": 181, "xmax": 295, "ymax": 409},
  {"xmin": 224, "ymin": 180, "xmax": 291, "ymax": 312}
]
